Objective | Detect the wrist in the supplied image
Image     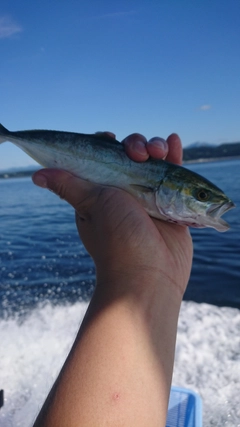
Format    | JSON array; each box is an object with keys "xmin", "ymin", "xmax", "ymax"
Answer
[{"xmin": 95, "ymin": 263, "xmax": 184, "ymax": 308}]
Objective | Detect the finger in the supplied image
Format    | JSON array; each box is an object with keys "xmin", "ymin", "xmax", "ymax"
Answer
[
  {"xmin": 165, "ymin": 134, "xmax": 183, "ymax": 165},
  {"xmin": 32, "ymin": 169, "xmax": 100, "ymax": 219},
  {"xmin": 146, "ymin": 137, "xmax": 168, "ymax": 159},
  {"xmin": 122, "ymin": 133, "xmax": 149, "ymax": 161}
]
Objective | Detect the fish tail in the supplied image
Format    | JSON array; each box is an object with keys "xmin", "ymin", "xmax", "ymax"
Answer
[{"xmin": 0, "ymin": 124, "xmax": 10, "ymax": 143}]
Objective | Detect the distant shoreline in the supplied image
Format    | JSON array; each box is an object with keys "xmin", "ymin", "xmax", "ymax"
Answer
[
  {"xmin": 183, "ymin": 155, "xmax": 240, "ymax": 164},
  {"xmin": 0, "ymin": 169, "xmax": 38, "ymax": 180},
  {"xmin": 1, "ymin": 155, "xmax": 240, "ymax": 179}
]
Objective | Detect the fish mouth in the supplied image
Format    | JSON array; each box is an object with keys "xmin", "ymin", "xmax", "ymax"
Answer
[
  {"xmin": 207, "ymin": 200, "xmax": 235, "ymax": 217},
  {"xmin": 205, "ymin": 200, "xmax": 235, "ymax": 232}
]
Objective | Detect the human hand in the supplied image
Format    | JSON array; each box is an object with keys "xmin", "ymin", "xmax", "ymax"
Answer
[{"xmin": 32, "ymin": 133, "xmax": 192, "ymax": 297}]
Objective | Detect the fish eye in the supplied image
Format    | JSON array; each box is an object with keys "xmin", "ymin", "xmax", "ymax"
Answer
[{"xmin": 197, "ymin": 189, "xmax": 210, "ymax": 202}]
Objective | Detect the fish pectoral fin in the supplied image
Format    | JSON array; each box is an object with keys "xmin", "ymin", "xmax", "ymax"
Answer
[{"xmin": 129, "ymin": 184, "xmax": 154, "ymax": 193}]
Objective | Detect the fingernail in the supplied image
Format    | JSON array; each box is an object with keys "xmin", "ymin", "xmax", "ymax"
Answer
[
  {"xmin": 132, "ymin": 140, "xmax": 147, "ymax": 156},
  {"xmin": 148, "ymin": 137, "xmax": 167, "ymax": 150},
  {"xmin": 32, "ymin": 173, "xmax": 48, "ymax": 188}
]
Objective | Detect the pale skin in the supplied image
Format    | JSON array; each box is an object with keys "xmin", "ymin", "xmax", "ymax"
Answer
[{"xmin": 32, "ymin": 133, "xmax": 193, "ymax": 427}]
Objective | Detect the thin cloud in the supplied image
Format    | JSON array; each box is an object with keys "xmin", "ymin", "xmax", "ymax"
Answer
[
  {"xmin": 200, "ymin": 104, "xmax": 211, "ymax": 111},
  {"xmin": 0, "ymin": 16, "xmax": 22, "ymax": 39}
]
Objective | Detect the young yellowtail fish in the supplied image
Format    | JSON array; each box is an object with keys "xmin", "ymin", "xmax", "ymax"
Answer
[{"xmin": 0, "ymin": 124, "xmax": 235, "ymax": 231}]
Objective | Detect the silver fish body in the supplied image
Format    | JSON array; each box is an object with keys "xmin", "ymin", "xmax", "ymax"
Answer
[{"xmin": 0, "ymin": 124, "xmax": 235, "ymax": 231}]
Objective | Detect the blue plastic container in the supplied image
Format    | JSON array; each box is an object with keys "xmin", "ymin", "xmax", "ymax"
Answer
[{"xmin": 166, "ymin": 386, "xmax": 202, "ymax": 427}]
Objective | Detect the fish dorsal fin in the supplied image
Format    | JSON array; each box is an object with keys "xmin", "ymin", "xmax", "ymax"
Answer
[{"xmin": 92, "ymin": 132, "xmax": 121, "ymax": 144}]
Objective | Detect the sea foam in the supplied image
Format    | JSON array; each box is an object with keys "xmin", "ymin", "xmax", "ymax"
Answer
[{"xmin": 0, "ymin": 301, "xmax": 239, "ymax": 426}]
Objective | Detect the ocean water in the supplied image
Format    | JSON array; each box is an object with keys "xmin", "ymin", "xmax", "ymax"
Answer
[{"xmin": 0, "ymin": 160, "xmax": 240, "ymax": 426}]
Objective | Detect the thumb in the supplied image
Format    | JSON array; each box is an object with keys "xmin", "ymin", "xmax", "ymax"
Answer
[{"xmin": 32, "ymin": 169, "xmax": 101, "ymax": 219}]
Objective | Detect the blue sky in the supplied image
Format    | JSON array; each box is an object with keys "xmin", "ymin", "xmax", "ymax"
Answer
[{"xmin": 0, "ymin": 0, "xmax": 240, "ymax": 170}]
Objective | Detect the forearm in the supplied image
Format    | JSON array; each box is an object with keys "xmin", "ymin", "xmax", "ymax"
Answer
[{"xmin": 33, "ymin": 271, "xmax": 183, "ymax": 427}]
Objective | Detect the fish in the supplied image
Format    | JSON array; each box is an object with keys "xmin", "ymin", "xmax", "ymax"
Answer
[{"xmin": 0, "ymin": 123, "xmax": 235, "ymax": 231}]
